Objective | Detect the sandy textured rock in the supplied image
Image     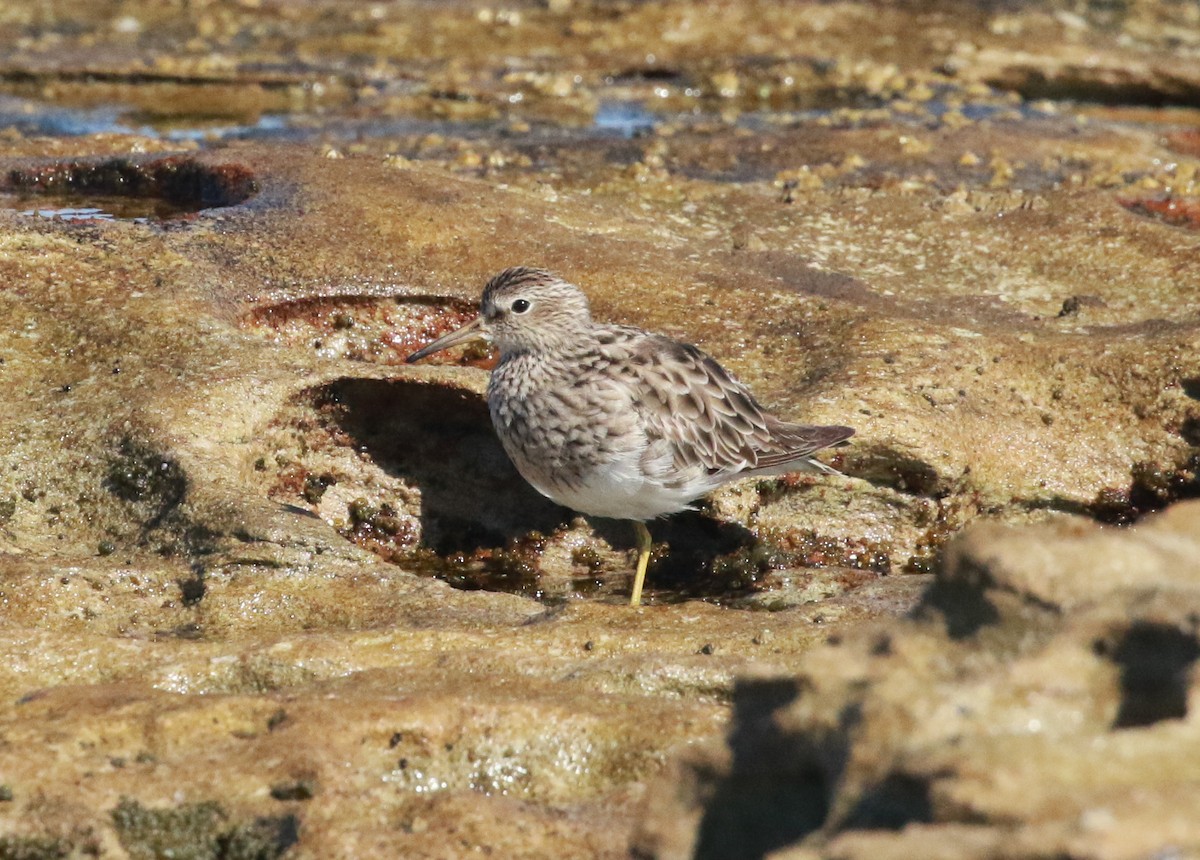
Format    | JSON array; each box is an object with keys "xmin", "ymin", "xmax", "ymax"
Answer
[
  {"xmin": 635, "ymin": 501, "xmax": 1200, "ymax": 860},
  {"xmin": 0, "ymin": 0, "xmax": 1196, "ymax": 857}
]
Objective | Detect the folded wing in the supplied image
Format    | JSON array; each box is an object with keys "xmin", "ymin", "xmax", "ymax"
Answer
[{"xmin": 613, "ymin": 331, "xmax": 853, "ymax": 482}]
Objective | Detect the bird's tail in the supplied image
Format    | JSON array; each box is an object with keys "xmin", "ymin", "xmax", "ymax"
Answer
[{"xmin": 748, "ymin": 422, "xmax": 855, "ymax": 476}]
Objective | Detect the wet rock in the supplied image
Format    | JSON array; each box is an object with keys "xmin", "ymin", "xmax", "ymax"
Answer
[
  {"xmin": 0, "ymin": 0, "xmax": 1196, "ymax": 855},
  {"xmin": 0, "ymin": 125, "xmax": 1195, "ymax": 850}
]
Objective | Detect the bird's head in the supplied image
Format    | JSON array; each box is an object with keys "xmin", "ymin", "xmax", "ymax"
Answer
[{"xmin": 406, "ymin": 267, "xmax": 593, "ymax": 362}]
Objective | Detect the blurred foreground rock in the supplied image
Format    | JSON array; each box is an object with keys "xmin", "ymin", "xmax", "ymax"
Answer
[{"xmin": 635, "ymin": 500, "xmax": 1200, "ymax": 860}]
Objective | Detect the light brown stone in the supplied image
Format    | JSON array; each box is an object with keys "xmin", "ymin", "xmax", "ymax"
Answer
[
  {"xmin": 0, "ymin": 1, "xmax": 1197, "ymax": 856},
  {"xmin": 636, "ymin": 502, "xmax": 1200, "ymax": 860}
]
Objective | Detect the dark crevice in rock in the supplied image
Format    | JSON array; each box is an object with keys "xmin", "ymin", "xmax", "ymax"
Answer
[
  {"xmin": 841, "ymin": 771, "xmax": 935, "ymax": 830},
  {"xmin": 1019, "ymin": 496, "xmax": 1096, "ymax": 517},
  {"xmin": 915, "ymin": 574, "xmax": 1002, "ymax": 640},
  {"xmin": 693, "ymin": 678, "xmax": 828, "ymax": 860},
  {"xmin": 609, "ymin": 66, "xmax": 688, "ymax": 85},
  {"xmin": 103, "ymin": 437, "xmax": 225, "ymax": 558},
  {"xmin": 0, "ymin": 68, "xmax": 322, "ymax": 89},
  {"xmin": 1180, "ymin": 415, "xmax": 1200, "ymax": 447},
  {"xmin": 852, "ymin": 451, "xmax": 944, "ymax": 498},
  {"xmin": 178, "ymin": 570, "xmax": 206, "ymax": 607},
  {"xmin": 105, "ymin": 436, "xmax": 190, "ymax": 534},
  {"xmin": 1119, "ymin": 196, "xmax": 1200, "ymax": 230},
  {"xmin": 246, "ymin": 294, "xmax": 476, "ymax": 328},
  {"xmin": 1087, "ymin": 456, "xmax": 1200, "ymax": 526},
  {"xmin": 1099, "ymin": 621, "xmax": 1200, "ymax": 729},
  {"xmin": 992, "ymin": 73, "xmax": 1200, "ymax": 109},
  {"xmin": 1020, "ymin": 455, "xmax": 1200, "ymax": 527}
]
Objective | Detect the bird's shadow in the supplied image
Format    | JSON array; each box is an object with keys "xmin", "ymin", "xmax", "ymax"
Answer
[
  {"xmin": 608, "ymin": 511, "xmax": 758, "ymax": 599},
  {"xmin": 323, "ymin": 377, "xmax": 566, "ymax": 552},
  {"xmin": 319, "ymin": 377, "xmax": 757, "ymax": 597}
]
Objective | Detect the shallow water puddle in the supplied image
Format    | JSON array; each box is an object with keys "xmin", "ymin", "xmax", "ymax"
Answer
[
  {"xmin": 1, "ymin": 192, "xmax": 198, "ymax": 222},
  {"xmin": 0, "ymin": 154, "xmax": 258, "ymax": 223}
]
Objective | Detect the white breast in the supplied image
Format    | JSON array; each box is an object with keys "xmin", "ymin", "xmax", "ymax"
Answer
[
  {"xmin": 488, "ymin": 348, "xmax": 718, "ymax": 521},
  {"xmin": 516, "ymin": 444, "xmax": 703, "ymax": 521}
]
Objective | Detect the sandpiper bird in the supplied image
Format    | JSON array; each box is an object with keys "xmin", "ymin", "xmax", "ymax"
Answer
[{"xmin": 406, "ymin": 267, "xmax": 854, "ymax": 606}]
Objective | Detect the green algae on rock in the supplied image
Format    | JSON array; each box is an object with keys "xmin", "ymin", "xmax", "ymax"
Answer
[{"xmin": 111, "ymin": 797, "xmax": 297, "ymax": 860}]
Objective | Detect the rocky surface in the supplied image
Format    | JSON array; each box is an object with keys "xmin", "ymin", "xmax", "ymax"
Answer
[
  {"xmin": 0, "ymin": 0, "xmax": 1197, "ymax": 857},
  {"xmin": 634, "ymin": 500, "xmax": 1200, "ymax": 860}
]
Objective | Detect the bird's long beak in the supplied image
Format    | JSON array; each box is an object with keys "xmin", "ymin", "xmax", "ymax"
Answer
[{"xmin": 405, "ymin": 316, "xmax": 488, "ymax": 363}]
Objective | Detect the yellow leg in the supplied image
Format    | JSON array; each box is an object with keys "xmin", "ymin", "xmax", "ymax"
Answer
[{"xmin": 630, "ymin": 521, "xmax": 652, "ymax": 607}]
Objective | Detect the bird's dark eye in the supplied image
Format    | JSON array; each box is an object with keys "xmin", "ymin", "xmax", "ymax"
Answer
[{"xmin": 511, "ymin": 299, "xmax": 531, "ymax": 314}]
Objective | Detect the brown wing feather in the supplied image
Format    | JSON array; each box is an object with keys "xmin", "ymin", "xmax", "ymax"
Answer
[
  {"xmin": 600, "ymin": 328, "xmax": 850, "ymax": 478},
  {"xmin": 753, "ymin": 420, "xmax": 856, "ymax": 471}
]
